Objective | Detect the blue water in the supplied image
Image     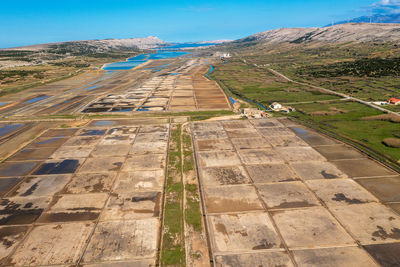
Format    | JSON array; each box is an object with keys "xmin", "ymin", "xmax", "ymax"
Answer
[
  {"xmin": 151, "ymin": 63, "xmax": 171, "ymax": 73},
  {"xmin": 128, "ymin": 54, "xmax": 149, "ymax": 61},
  {"xmin": 103, "ymin": 60, "xmax": 146, "ymax": 71},
  {"xmin": 26, "ymin": 96, "xmax": 49, "ymax": 104},
  {"xmin": 0, "ymin": 103, "xmax": 7, "ymax": 107},
  {"xmin": 82, "ymin": 85, "xmax": 100, "ymax": 91},
  {"xmin": 37, "ymin": 136, "xmax": 64, "ymax": 144},
  {"xmin": 0, "ymin": 124, "xmax": 24, "ymax": 137},
  {"xmin": 170, "ymin": 73, "xmax": 180, "ymax": 76},
  {"xmin": 291, "ymin": 127, "xmax": 309, "ymax": 136},
  {"xmin": 156, "ymin": 63, "xmax": 170, "ymax": 69},
  {"xmin": 205, "ymin": 65, "xmax": 214, "ymax": 78},
  {"xmin": 92, "ymin": 120, "xmax": 116, "ymax": 126},
  {"xmin": 111, "ymin": 108, "xmax": 133, "ymax": 112},
  {"xmin": 148, "ymin": 51, "xmax": 189, "ymax": 60},
  {"xmin": 229, "ymin": 97, "xmax": 238, "ymax": 105},
  {"xmin": 103, "ymin": 51, "xmax": 190, "ymax": 71}
]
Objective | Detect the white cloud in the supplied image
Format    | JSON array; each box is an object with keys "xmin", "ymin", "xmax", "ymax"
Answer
[{"xmin": 371, "ymin": 0, "xmax": 400, "ymax": 14}]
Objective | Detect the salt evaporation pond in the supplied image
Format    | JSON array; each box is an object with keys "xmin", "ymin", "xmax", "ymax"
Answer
[{"xmin": 103, "ymin": 51, "xmax": 190, "ymax": 71}]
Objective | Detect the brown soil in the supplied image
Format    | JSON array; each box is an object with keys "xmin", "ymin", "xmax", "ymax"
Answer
[
  {"xmin": 382, "ymin": 138, "xmax": 400, "ymax": 148},
  {"xmin": 362, "ymin": 114, "xmax": 400, "ymax": 123},
  {"xmin": 309, "ymin": 107, "xmax": 347, "ymax": 116}
]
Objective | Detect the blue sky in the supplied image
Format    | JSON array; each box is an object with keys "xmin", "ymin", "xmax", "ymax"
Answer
[{"xmin": 0, "ymin": 0, "xmax": 396, "ymax": 48}]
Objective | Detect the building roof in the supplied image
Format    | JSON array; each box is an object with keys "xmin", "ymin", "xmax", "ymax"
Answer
[{"xmin": 388, "ymin": 98, "xmax": 400, "ymax": 103}]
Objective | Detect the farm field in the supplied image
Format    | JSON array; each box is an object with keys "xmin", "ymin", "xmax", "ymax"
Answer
[
  {"xmin": 211, "ymin": 48, "xmax": 400, "ymax": 166},
  {"xmin": 222, "ymin": 42, "xmax": 400, "ymax": 101}
]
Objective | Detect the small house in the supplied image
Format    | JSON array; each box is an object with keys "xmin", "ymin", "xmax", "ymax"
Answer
[
  {"xmin": 270, "ymin": 102, "xmax": 282, "ymax": 110},
  {"xmin": 388, "ymin": 98, "xmax": 400, "ymax": 105}
]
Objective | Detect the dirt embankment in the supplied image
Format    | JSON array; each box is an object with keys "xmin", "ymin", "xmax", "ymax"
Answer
[
  {"xmin": 309, "ymin": 107, "xmax": 348, "ymax": 116},
  {"xmin": 362, "ymin": 114, "xmax": 400, "ymax": 123}
]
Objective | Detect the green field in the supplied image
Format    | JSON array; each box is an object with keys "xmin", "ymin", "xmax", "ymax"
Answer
[
  {"xmin": 212, "ymin": 51, "xmax": 400, "ymax": 165},
  {"xmin": 211, "ymin": 60, "xmax": 340, "ymax": 106},
  {"xmin": 161, "ymin": 125, "xmax": 185, "ymax": 266},
  {"xmin": 291, "ymin": 101, "xmax": 400, "ymax": 162},
  {"xmin": 220, "ymin": 42, "xmax": 400, "ymax": 101}
]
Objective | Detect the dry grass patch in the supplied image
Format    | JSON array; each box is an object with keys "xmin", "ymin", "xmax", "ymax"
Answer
[
  {"xmin": 308, "ymin": 107, "xmax": 348, "ymax": 116},
  {"xmin": 383, "ymin": 138, "xmax": 400, "ymax": 148},
  {"xmin": 362, "ymin": 114, "xmax": 400, "ymax": 123}
]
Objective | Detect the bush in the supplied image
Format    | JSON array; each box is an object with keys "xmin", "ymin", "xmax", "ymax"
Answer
[{"xmin": 297, "ymin": 57, "xmax": 400, "ymax": 78}]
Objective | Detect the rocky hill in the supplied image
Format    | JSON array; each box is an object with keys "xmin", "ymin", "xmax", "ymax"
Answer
[
  {"xmin": 88, "ymin": 36, "xmax": 169, "ymax": 50},
  {"xmin": 5, "ymin": 36, "xmax": 169, "ymax": 52},
  {"xmin": 235, "ymin": 23, "xmax": 400, "ymax": 44}
]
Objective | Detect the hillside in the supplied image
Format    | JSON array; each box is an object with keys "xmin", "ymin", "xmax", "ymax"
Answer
[
  {"xmin": 333, "ymin": 14, "xmax": 400, "ymax": 26},
  {"xmin": 4, "ymin": 36, "xmax": 169, "ymax": 52},
  {"xmin": 234, "ymin": 23, "xmax": 400, "ymax": 44}
]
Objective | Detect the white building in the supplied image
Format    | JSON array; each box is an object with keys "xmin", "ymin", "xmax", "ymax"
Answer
[{"xmin": 270, "ymin": 102, "xmax": 282, "ymax": 110}]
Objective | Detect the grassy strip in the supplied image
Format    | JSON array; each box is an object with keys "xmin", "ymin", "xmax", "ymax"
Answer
[
  {"xmin": 161, "ymin": 110, "xmax": 234, "ymax": 121},
  {"xmin": 161, "ymin": 124, "xmax": 185, "ymax": 266},
  {"xmin": 15, "ymin": 110, "xmax": 234, "ymax": 121},
  {"xmin": 185, "ymin": 184, "xmax": 202, "ymax": 232},
  {"xmin": 182, "ymin": 128, "xmax": 202, "ymax": 232}
]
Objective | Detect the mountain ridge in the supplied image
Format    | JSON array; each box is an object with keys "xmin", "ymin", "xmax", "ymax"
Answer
[
  {"xmin": 3, "ymin": 36, "xmax": 169, "ymax": 51},
  {"xmin": 331, "ymin": 14, "xmax": 400, "ymax": 26},
  {"xmin": 234, "ymin": 23, "xmax": 400, "ymax": 44}
]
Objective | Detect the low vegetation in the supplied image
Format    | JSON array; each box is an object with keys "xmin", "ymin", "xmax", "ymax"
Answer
[
  {"xmin": 362, "ymin": 114, "xmax": 400, "ymax": 123},
  {"xmin": 0, "ymin": 68, "xmax": 80, "ymax": 97},
  {"xmin": 161, "ymin": 125, "xmax": 185, "ymax": 266},
  {"xmin": 296, "ymin": 57, "xmax": 400, "ymax": 78},
  {"xmin": 221, "ymin": 42, "xmax": 400, "ymax": 101},
  {"xmin": 212, "ymin": 44, "xmax": 400, "ymax": 165},
  {"xmin": 290, "ymin": 101, "xmax": 400, "ymax": 162},
  {"xmin": 161, "ymin": 124, "xmax": 205, "ymax": 266},
  {"xmin": 0, "ymin": 69, "xmax": 45, "ymax": 82},
  {"xmin": 210, "ymin": 59, "xmax": 339, "ymax": 107},
  {"xmin": 185, "ymin": 184, "xmax": 202, "ymax": 232},
  {"xmin": 0, "ymin": 47, "xmax": 139, "ymax": 97},
  {"xmin": 157, "ymin": 110, "xmax": 235, "ymax": 121},
  {"xmin": 182, "ymin": 128, "xmax": 202, "ymax": 232}
]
